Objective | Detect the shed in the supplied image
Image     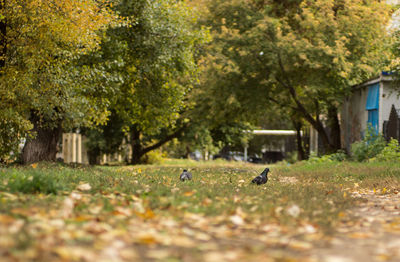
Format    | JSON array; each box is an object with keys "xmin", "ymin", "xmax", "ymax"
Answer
[{"xmin": 341, "ymin": 73, "xmax": 400, "ymax": 151}]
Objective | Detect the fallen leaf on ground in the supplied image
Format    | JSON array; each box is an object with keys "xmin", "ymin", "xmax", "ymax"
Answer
[
  {"xmin": 61, "ymin": 197, "xmax": 75, "ymax": 218},
  {"xmin": 229, "ymin": 215, "xmax": 244, "ymax": 226},
  {"xmin": 286, "ymin": 204, "xmax": 301, "ymax": 218},
  {"xmin": 77, "ymin": 183, "xmax": 92, "ymax": 191},
  {"xmin": 184, "ymin": 191, "xmax": 195, "ymax": 196},
  {"xmin": 136, "ymin": 233, "xmax": 159, "ymax": 245},
  {"xmin": 348, "ymin": 232, "xmax": 372, "ymax": 239},
  {"xmin": 288, "ymin": 240, "xmax": 313, "ymax": 251}
]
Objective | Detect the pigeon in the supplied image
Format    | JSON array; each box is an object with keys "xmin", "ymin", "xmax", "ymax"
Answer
[
  {"xmin": 251, "ymin": 168, "xmax": 269, "ymax": 185},
  {"xmin": 180, "ymin": 169, "xmax": 192, "ymax": 181}
]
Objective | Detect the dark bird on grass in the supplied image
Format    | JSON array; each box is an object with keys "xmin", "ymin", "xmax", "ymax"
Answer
[
  {"xmin": 251, "ymin": 168, "xmax": 269, "ymax": 185},
  {"xmin": 180, "ymin": 169, "xmax": 192, "ymax": 181}
]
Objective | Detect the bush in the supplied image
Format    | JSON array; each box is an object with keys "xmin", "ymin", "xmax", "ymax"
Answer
[
  {"xmin": 307, "ymin": 150, "xmax": 347, "ymax": 163},
  {"xmin": 350, "ymin": 127, "xmax": 386, "ymax": 162},
  {"xmin": 373, "ymin": 139, "xmax": 400, "ymax": 162},
  {"xmin": 328, "ymin": 150, "xmax": 348, "ymax": 162},
  {"xmin": 141, "ymin": 150, "xmax": 165, "ymax": 164},
  {"xmin": 5, "ymin": 170, "xmax": 64, "ymax": 194}
]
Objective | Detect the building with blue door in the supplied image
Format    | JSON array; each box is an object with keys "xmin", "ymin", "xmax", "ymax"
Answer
[{"xmin": 341, "ymin": 73, "xmax": 400, "ymax": 151}]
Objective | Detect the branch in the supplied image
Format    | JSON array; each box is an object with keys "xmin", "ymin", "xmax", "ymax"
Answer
[
  {"xmin": 268, "ymin": 96, "xmax": 297, "ymax": 111},
  {"xmin": 141, "ymin": 124, "xmax": 188, "ymax": 155}
]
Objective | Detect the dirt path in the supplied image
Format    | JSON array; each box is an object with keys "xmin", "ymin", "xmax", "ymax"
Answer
[{"xmin": 310, "ymin": 191, "xmax": 400, "ymax": 262}]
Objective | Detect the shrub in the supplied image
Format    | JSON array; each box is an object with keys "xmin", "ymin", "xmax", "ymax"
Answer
[
  {"xmin": 350, "ymin": 127, "xmax": 386, "ymax": 162},
  {"xmin": 307, "ymin": 150, "xmax": 347, "ymax": 163},
  {"xmin": 141, "ymin": 150, "xmax": 165, "ymax": 164},
  {"xmin": 328, "ymin": 150, "xmax": 348, "ymax": 162},
  {"xmin": 373, "ymin": 139, "xmax": 400, "ymax": 162},
  {"xmin": 5, "ymin": 170, "xmax": 64, "ymax": 194}
]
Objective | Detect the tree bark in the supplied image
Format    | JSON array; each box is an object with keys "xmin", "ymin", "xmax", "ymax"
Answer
[
  {"xmin": 327, "ymin": 104, "xmax": 342, "ymax": 151},
  {"xmin": 0, "ymin": 0, "xmax": 6, "ymax": 69},
  {"xmin": 22, "ymin": 114, "xmax": 62, "ymax": 164},
  {"xmin": 130, "ymin": 126, "xmax": 143, "ymax": 165}
]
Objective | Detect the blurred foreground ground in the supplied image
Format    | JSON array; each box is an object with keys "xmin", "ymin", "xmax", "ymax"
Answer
[{"xmin": 0, "ymin": 160, "xmax": 400, "ymax": 261}]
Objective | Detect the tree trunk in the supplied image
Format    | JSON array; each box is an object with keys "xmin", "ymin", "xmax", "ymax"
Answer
[
  {"xmin": 88, "ymin": 149, "xmax": 101, "ymax": 165},
  {"xmin": 130, "ymin": 126, "xmax": 144, "ymax": 165},
  {"xmin": 293, "ymin": 120, "xmax": 306, "ymax": 161},
  {"xmin": 22, "ymin": 114, "xmax": 62, "ymax": 164},
  {"xmin": 0, "ymin": 0, "xmax": 6, "ymax": 69},
  {"xmin": 327, "ymin": 105, "xmax": 342, "ymax": 151},
  {"xmin": 185, "ymin": 145, "xmax": 191, "ymax": 159}
]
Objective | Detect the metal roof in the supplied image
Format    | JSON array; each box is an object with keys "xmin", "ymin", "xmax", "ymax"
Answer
[{"xmin": 251, "ymin": 130, "xmax": 301, "ymax": 136}]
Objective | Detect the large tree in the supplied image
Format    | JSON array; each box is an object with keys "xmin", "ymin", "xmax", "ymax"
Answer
[
  {"xmin": 0, "ymin": 0, "xmax": 115, "ymax": 163},
  {"xmin": 93, "ymin": 0, "xmax": 209, "ymax": 164},
  {"xmin": 201, "ymin": 0, "xmax": 392, "ymax": 153}
]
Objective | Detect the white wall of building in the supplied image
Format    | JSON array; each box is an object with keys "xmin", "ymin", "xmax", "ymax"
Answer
[{"xmin": 380, "ymin": 81, "xmax": 400, "ymax": 131}]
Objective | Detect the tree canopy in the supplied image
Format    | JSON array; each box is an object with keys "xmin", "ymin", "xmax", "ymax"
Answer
[
  {"xmin": 0, "ymin": 0, "xmax": 116, "ymax": 162},
  {"xmin": 0, "ymin": 0, "xmax": 398, "ymax": 163},
  {"xmin": 200, "ymin": 0, "xmax": 392, "ymax": 152},
  {"xmin": 79, "ymin": 0, "xmax": 210, "ymax": 164}
]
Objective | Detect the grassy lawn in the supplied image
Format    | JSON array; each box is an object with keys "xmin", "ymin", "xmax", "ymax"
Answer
[{"xmin": 0, "ymin": 160, "xmax": 399, "ymax": 261}]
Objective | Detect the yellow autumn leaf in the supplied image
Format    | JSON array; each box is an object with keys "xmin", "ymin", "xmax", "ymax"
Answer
[
  {"xmin": 137, "ymin": 233, "xmax": 158, "ymax": 245},
  {"xmin": 183, "ymin": 191, "xmax": 195, "ymax": 197},
  {"xmin": 135, "ymin": 208, "xmax": 155, "ymax": 219},
  {"xmin": 73, "ymin": 215, "xmax": 93, "ymax": 222},
  {"xmin": 31, "ymin": 163, "xmax": 38, "ymax": 169},
  {"xmin": 348, "ymin": 232, "xmax": 371, "ymax": 239}
]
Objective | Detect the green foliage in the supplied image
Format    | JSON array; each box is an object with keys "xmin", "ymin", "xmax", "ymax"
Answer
[
  {"xmin": 141, "ymin": 150, "xmax": 165, "ymax": 165},
  {"xmin": 82, "ymin": 111, "xmax": 126, "ymax": 163},
  {"xmin": 307, "ymin": 150, "xmax": 347, "ymax": 164},
  {"xmin": 351, "ymin": 127, "xmax": 386, "ymax": 162},
  {"xmin": 198, "ymin": 0, "xmax": 392, "ymax": 151},
  {"xmin": 79, "ymin": 0, "xmax": 211, "ymax": 163},
  {"xmin": 0, "ymin": 0, "xmax": 117, "ymax": 159},
  {"xmin": 373, "ymin": 139, "xmax": 400, "ymax": 162},
  {"xmin": 0, "ymin": 109, "xmax": 32, "ymax": 161},
  {"xmin": 106, "ymin": 0, "xmax": 209, "ymax": 133},
  {"xmin": 329, "ymin": 150, "xmax": 348, "ymax": 162},
  {"xmin": 4, "ymin": 170, "xmax": 64, "ymax": 194}
]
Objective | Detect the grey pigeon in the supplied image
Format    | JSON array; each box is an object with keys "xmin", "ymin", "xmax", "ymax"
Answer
[
  {"xmin": 251, "ymin": 168, "xmax": 269, "ymax": 185},
  {"xmin": 180, "ymin": 169, "xmax": 192, "ymax": 181}
]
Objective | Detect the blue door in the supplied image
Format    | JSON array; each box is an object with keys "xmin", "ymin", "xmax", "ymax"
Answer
[
  {"xmin": 366, "ymin": 83, "xmax": 379, "ymax": 134},
  {"xmin": 368, "ymin": 109, "xmax": 379, "ymax": 133}
]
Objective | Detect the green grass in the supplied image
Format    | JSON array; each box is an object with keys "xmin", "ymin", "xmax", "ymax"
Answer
[
  {"xmin": 0, "ymin": 160, "xmax": 399, "ymax": 261},
  {"xmin": 1, "ymin": 160, "xmax": 388, "ymax": 228}
]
